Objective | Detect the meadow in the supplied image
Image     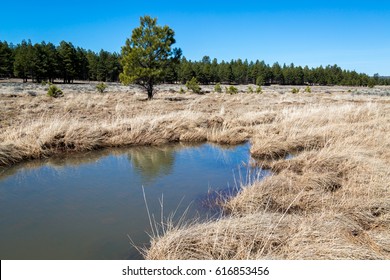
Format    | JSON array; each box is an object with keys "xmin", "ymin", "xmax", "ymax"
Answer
[{"xmin": 1, "ymin": 81, "xmax": 389, "ymax": 259}]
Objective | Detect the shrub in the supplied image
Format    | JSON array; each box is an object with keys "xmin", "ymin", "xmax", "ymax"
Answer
[
  {"xmin": 47, "ymin": 85, "xmax": 63, "ymax": 98},
  {"xmin": 247, "ymin": 85, "xmax": 254, "ymax": 93},
  {"xmin": 96, "ymin": 82, "xmax": 107, "ymax": 93},
  {"xmin": 179, "ymin": 87, "xmax": 185, "ymax": 94},
  {"xmin": 304, "ymin": 86, "xmax": 312, "ymax": 93},
  {"xmin": 256, "ymin": 86, "xmax": 263, "ymax": 94},
  {"xmin": 368, "ymin": 80, "xmax": 375, "ymax": 88},
  {"xmin": 226, "ymin": 85, "xmax": 238, "ymax": 95},
  {"xmin": 214, "ymin": 83, "xmax": 222, "ymax": 93},
  {"xmin": 291, "ymin": 88, "xmax": 299, "ymax": 94},
  {"xmin": 186, "ymin": 77, "xmax": 201, "ymax": 94}
]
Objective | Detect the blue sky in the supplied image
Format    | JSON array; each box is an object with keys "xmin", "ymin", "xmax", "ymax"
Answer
[{"xmin": 1, "ymin": 0, "xmax": 389, "ymax": 75}]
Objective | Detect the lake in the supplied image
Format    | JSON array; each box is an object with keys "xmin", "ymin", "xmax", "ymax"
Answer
[{"xmin": 0, "ymin": 142, "xmax": 267, "ymax": 259}]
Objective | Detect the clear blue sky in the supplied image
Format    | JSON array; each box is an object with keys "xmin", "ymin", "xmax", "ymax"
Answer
[{"xmin": 1, "ymin": 0, "xmax": 389, "ymax": 75}]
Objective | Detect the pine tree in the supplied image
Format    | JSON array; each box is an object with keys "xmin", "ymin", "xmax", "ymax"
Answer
[
  {"xmin": 57, "ymin": 41, "xmax": 77, "ymax": 83},
  {"xmin": 0, "ymin": 41, "xmax": 14, "ymax": 78},
  {"xmin": 13, "ymin": 40, "xmax": 34, "ymax": 82},
  {"xmin": 120, "ymin": 16, "xmax": 181, "ymax": 99}
]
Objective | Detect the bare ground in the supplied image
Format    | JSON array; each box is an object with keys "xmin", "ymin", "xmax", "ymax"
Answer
[{"xmin": 1, "ymin": 82, "xmax": 389, "ymax": 259}]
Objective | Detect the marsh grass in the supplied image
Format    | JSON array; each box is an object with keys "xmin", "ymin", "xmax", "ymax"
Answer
[
  {"xmin": 143, "ymin": 90, "xmax": 390, "ymax": 260},
  {"xmin": 1, "ymin": 83, "xmax": 390, "ymax": 259}
]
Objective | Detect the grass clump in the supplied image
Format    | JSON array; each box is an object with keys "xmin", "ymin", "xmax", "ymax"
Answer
[
  {"xmin": 226, "ymin": 85, "xmax": 238, "ymax": 95},
  {"xmin": 247, "ymin": 85, "xmax": 254, "ymax": 94},
  {"xmin": 256, "ymin": 86, "xmax": 263, "ymax": 94},
  {"xmin": 186, "ymin": 77, "xmax": 201, "ymax": 94},
  {"xmin": 214, "ymin": 83, "xmax": 222, "ymax": 93},
  {"xmin": 179, "ymin": 87, "xmax": 185, "ymax": 94},
  {"xmin": 291, "ymin": 87, "xmax": 299, "ymax": 94},
  {"xmin": 304, "ymin": 86, "xmax": 312, "ymax": 93},
  {"xmin": 96, "ymin": 82, "xmax": 107, "ymax": 93},
  {"xmin": 47, "ymin": 85, "xmax": 63, "ymax": 98}
]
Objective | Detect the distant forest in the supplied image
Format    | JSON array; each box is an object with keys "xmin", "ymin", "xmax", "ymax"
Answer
[{"xmin": 1, "ymin": 40, "xmax": 389, "ymax": 86}]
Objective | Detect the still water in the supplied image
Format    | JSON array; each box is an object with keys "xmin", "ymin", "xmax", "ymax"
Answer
[{"xmin": 0, "ymin": 142, "xmax": 266, "ymax": 259}]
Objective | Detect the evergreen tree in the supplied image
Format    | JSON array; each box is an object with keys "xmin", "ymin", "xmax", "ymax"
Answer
[
  {"xmin": 271, "ymin": 62, "xmax": 283, "ymax": 84},
  {"xmin": 97, "ymin": 49, "xmax": 109, "ymax": 81},
  {"xmin": 218, "ymin": 61, "xmax": 234, "ymax": 84},
  {"xmin": 107, "ymin": 52, "xmax": 122, "ymax": 82},
  {"xmin": 210, "ymin": 58, "xmax": 220, "ymax": 83},
  {"xmin": 57, "ymin": 41, "xmax": 77, "ymax": 83},
  {"xmin": 43, "ymin": 42, "xmax": 59, "ymax": 82},
  {"xmin": 86, "ymin": 50, "xmax": 98, "ymax": 81},
  {"xmin": 75, "ymin": 47, "xmax": 89, "ymax": 81},
  {"xmin": 178, "ymin": 57, "xmax": 194, "ymax": 83},
  {"xmin": 120, "ymin": 16, "xmax": 181, "ymax": 99},
  {"xmin": 0, "ymin": 41, "xmax": 14, "ymax": 78},
  {"xmin": 13, "ymin": 40, "xmax": 34, "ymax": 82},
  {"xmin": 31, "ymin": 42, "xmax": 47, "ymax": 82}
]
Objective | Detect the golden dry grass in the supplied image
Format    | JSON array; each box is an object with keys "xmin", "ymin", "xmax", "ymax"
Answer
[{"xmin": 1, "ymin": 83, "xmax": 390, "ymax": 259}]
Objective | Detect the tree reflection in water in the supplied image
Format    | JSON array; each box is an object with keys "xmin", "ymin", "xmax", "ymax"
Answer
[{"xmin": 127, "ymin": 146, "xmax": 176, "ymax": 182}]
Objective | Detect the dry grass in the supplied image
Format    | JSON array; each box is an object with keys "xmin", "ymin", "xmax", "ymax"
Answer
[{"xmin": 1, "ymin": 82, "xmax": 390, "ymax": 259}]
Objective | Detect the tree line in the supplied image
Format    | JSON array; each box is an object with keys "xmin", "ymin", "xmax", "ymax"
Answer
[
  {"xmin": 0, "ymin": 40, "xmax": 122, "ymax": 83},
  {"xmin": 1, "ymin": 39, "xmax": 389, "ymax": 86},
  {"xmin": 175, "ymin": 56, "xmax": 390, "ymax": 87}
]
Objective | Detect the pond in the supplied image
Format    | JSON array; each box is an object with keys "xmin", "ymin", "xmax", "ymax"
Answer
[{"xmin": 0, "ymin": 142, "xmax": 267, "ymax": 259}]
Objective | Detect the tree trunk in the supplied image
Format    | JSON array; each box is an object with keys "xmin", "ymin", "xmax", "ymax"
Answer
[
  {"xmin": 146, "ymin": 81, "xmax": 154, "ymax": 100},
  {"xmin": 147, "ymin": 88, "xmax": 153, "ymax": 100}
]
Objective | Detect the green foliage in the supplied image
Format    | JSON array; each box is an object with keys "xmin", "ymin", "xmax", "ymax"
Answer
[
  {"xmin": 120, "ymin": 16, "xmax": 181, "ymax": 99},
  {"xmin": 186, "ymin": 77, "xmax": 201, "ymax": 94},
  {"xmin": 0, "ymin": 41, "xmax": 14, "ymax": 78},
  {"xmin": 247, "ymin": 85, "xmax": 254, "ymax": 93},
  {"xmin": 214, "ymin": 82, "xmax": 222, "ymax": 93},
  {"xmin": 47, "ymin": 85, "xmax": 63, "ymax": 98},
  {"xmin": 13, "ymin": 40, "xmax": 33, "ymax": 82},
  {"xmin": 256, "ymin": 86, "xmax": 262, "ymax": 94},
  {"xmin": 256, "ymin": 75, "xmax": 265, "ymax": 86},
  {"xmin": 304, "ymin": 86, "xmax": 312, "ymax": 93},
  {"xmin": 57, "ymin": 41, "xmax": 77, "ymax": 83},
  {"xmin": 291, "ymin": 87, "xmax": 299, "ymax": 94},
  {"xmin": 96, "ymin": 82, "xmax": 107, "ymax": 93},
  {"xmin": 5, "ymin": 38, "xmax": 390, "ymax": 87},
  {"xmin": 179, "ymin": 87, "xmax": 185, "ymax": 94},
  {"xmin": 226, "ymin": 85, "xmax": 238, "ymax": 95}
]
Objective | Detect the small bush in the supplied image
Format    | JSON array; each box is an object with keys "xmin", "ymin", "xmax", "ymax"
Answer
[
  {"xmin": 179, "ymin": 87, "xmax": 185, "ymax": 94},
  {"xmin": 47, "ymin": 85, "xmax": 63, "ymax": 98},
  {"xmin": 247, "ymin": 85, "xmax": 254, "ymax": 93},
  {"xmin": 256, "ymin": 86, "xmax": 263, "ymax": 94},
  {"xmin": 96, "ymin": 82, "xmax": 107, "ymax": 93},
  {"xmin": 227, "ymin": 85, "xmax": 238, "ymax": 95},
  {"xmin": 291, "ymin": 88, "xmax": 299, "ymax": 94},
  {"xmin": 214, "ymin": 83, "xmax": 222, "ymax": 93},
  {"xmin": 368, "ymin": 80, "xmax": 375, "ymax": 88},
  {"xmin": 186, "ymin": 77, "xmax": 201, "ymax": 94},
  {"xmin": 304, "ymin": 86, "xmax": 312, "ymax": 93}
]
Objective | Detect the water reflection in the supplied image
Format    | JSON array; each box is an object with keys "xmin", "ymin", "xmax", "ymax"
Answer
[{"xmin": 128, "ymin": 146, "xmax": 176, "ymax": 183}]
